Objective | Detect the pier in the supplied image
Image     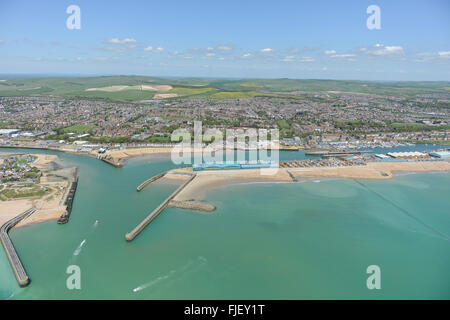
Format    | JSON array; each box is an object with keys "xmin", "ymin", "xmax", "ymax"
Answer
[
  {"xmin": 0, "ymin": 208, "xmax": 36, "ymax": 287},
  {"xmin": 126, "ymin": 173, "xmax": 197, "ymax": 241},
  {"xmin": 58, "ymin": 177, "xmax": 79, "ymax": 224},
  {"xmin": 136, "ymin": 171, "xmax": 167, "ymax": 191}
]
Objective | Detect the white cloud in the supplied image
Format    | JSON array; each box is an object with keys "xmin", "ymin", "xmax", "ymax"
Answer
[
  {"xmin": 282, "ymin": 55, "xmax": 296, "ymax": 62},
  {"xmin": 242, "ymin": 53, "xmax": 253, "ymax": 58},
  {"xmin": 204, "ymin": 45, "xmax": 233, "ymax": 53},
  {"xmin": 216, "ymin": 45, "xmax": 233, "ymax": 51},
  {"xmin": 359, "ymin": 44, "xmax": 404, "ymax": 56},
  {"xmin": 282, "ymin": 56, "xmax": 315, "ymax": 62},
  {"xmin": 325, "ymin": 49, "xmax": 356, "ymax": 60},
  {"xmin": 330, "ymin": 54, "xmax": 356, "ymax": 59},
  {"xmin": 144, "ymin": 46, "xmax": 164, "ymax": 53},
  {"xmin": 106, "ymin": 38, "xmax": 137, "ymax": 44},
  {"xmin": 414, "ymin": 51, "xmax": 450, "ymax": 62},
  {"xmin": 299, "ymin": 57, "xmax": 315, "ymax": 62},
  {"xmin": 438, "ymin": 51, "xmax": 450, "ymax": 59},
  {"xmin": 260, "ymin": 48, "xmax": 273, "ymax": 53}
]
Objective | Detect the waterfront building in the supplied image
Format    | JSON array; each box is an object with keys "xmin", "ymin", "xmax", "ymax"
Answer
[{"xmin": 0, "ymin": 129, "xmax": 22, "ymax": 137}]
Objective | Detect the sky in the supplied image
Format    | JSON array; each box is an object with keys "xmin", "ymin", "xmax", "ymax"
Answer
[{"xmin": 0, "ymin": 0, "xmax": 449, "ymax": 80}]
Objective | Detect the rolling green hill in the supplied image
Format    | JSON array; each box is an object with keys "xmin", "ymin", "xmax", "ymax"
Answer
[{"xmin": 0, "ymin": 75, "xmax": 448, "ymax": 102}]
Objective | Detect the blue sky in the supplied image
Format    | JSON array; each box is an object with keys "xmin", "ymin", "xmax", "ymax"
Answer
[{"xmin": 0, "ymin": 0, "xmax": 449, "ymax": 80}]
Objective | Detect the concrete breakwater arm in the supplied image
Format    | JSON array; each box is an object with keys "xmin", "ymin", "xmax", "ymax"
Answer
[
  {"xmin": 58, "ymin": 175, "xmax": 79, "ymax": 224},
  {"xmin": 126, "ymin": 174, "xmax": 197, "ymax": 241},
  {"xmin": 0, "ymin": 208, "xmax": 36, "ymax": 287},
  {"xmin": 136, "ymin": 171, "xmax": 167, "ymax": 191}
]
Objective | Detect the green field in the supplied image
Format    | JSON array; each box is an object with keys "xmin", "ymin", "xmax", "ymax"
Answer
[
  {"xmin": 0, "ymin": 75, "xmax": 449, "ymax": 102},
  {"xmin": 62, "ymin": 124, "xmax": 96, "ymax": 133}
]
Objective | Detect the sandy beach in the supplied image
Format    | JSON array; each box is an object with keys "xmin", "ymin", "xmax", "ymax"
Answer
[
  {"xmin": 171, "ymin": 160, "xmax": 450, "ymax": 202},
  {"xmin": 104, "ymin": 147, "xmax": 207, "ymax": 163}
]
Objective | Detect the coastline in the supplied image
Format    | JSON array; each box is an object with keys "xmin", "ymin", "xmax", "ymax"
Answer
[
  {"xmin": 0, "ymin": 153, "xmax": 77, "ymax": 228},
  {"xmin": 170, "ymin": 160, "xmax": 450, "ymax": 202}
]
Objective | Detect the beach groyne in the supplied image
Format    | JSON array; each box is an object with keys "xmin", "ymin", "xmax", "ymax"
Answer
[
  {"xmin": 136, "ymin": 171, "xmax": 167, "ymax": 191},
  {"xmin": 0, "ymin": 208, "xmax": 36, "ymax": 287},
  {"xmin": 58, "ymin": 176, "xmax": 79, "ymax": 224},
  {"xmin": 126, "ymin": 174, "xmax": 197, "ymax": 241},
  {"xmin": 286, "ymin": 170, "xmax": 298, "ymax": 182}
]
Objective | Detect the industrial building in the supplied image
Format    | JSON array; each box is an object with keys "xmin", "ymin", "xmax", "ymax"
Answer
[
  {"xmin": 375, "ymin": 154, "xmax": 391, "ymax": 159},
  {"xmin": 386, "ymin": 152, "xmax": 428, "ymax": 159},
  {"xmin": 0, "ymin": 129, "xmax": 22, "ymax": 137},
  {"xmin": 193, "ymin": 161, "xmax": 278, "ymax": 171}
]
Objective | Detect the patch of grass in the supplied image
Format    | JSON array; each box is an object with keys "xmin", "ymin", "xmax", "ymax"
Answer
[
  {"xmin": 240, "ymin": 83, "xmax": 264, "ymax": 88},
  {"xmin": 277, "ymin": 120, "xmax": 290, "ymax": 129},
  {"xmin": 401, "ymin": 139, "xmax": 450, "ymax": 145},
  {"xmin": 390, "ymin": 123, "xmax": 450, "ymax": 132},
  {"xmin": 62, "ymin": 124, "xmax": 95, "ymax": 133},
  {"xmin": 211, "ymin": 91, "xmax": 295, "ymax": 99},
  {"xmin": 0, "ymin": 121, "xmax": 14, "ymax": 128},
  {"xmin": 168, "ymin": 87, "xmax": 215, "ymax": 95},
  {"xmin": 0, "ymin": 187, "xmax": 46, "ymax": 199}
]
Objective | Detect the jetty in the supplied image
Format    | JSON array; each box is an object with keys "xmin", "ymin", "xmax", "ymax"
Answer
[
  {"xmin": 136, "ymin": 171, "xmax": 167, "ymax": 191},
  {"xmin": 126, "ymin": 173, "xmax": 197, "ymax": 241},
  {"xmin": 0, "ymin": 208, "xmax": 36, "ymax": 287},
  {"xmin": 58, "ymin": 176, "xmax": 79, "ymax": 224}
]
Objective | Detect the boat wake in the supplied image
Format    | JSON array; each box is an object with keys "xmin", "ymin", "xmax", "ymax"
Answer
[
  {"xmin": 73, "ymin": 239, "xmax": 86, "ymax": 256},
  {"xmin": 132, "ymin": 256, "xmax": 208, "ymax": 293}
]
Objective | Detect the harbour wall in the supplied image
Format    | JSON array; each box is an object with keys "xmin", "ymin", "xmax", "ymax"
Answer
[
  {"xmin": 0, "ymin": 208, "xmax": 36, "ymax": 287},
  {"xmin": 136, "ymin": 171, "xmax": 167, "ymax": 191},
  {"xmin": 126, "ymin": 174, "xmax": 197, "ymax": 241}
]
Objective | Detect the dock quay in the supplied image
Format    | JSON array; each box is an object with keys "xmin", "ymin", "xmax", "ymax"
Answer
[
  {"xmin": 58, "ymin": 177, "xmax": 79, "ymax": 224},
  {"xmin": 136, "ymin": 171, "xmax": 167, "ymax": 191},
  {"xmin": 0, "ymin": 208, "xmax": 36, "ymax": 287},
  {"xmin": 126, "ymin": 173, "xmax": 197, "ymax": 241}
]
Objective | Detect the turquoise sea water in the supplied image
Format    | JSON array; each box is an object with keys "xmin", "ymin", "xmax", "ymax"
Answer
[{"xmin": 0, "ymin": 147, "xmax": 449, "ymax": 299}]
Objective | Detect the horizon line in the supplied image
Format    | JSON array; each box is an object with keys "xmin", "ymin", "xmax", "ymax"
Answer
[{"xmin": 0, "ymin": 73, "xmax": 449, "ymax": 83}]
